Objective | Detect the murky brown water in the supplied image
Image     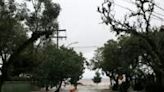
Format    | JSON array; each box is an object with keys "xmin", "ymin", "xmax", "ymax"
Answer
[
  {"xmin": 33, "ymin": 79, "xmax": 143, "ymax": 92},
  {"xmin": 77, "ymin": 89, "xmax": 111, "ymax": 92},
  {"xmin": 60, "ymin": 89, "xmax": 111, "ymax": 92},
  {"xmin": 34, "ymin": 79, "xmax": 112, "ymax": 92}
]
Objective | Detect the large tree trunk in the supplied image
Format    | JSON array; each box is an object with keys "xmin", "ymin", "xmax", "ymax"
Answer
[
  {"xmin": 155, "ymin": 71, "xmax": 164, "ymax": 91},
  {"xmin": 111, "ymin": 75, "xmax": 119, "ymax": 90},
  {"xmin": 45, "ymin": 85, "xmax": 49, "ymax": 92},
  {"xmin": 0, "ymin": 74, "xmax": 6, "ymax": 92},
  {"xmin": 0, "ymin": 79, "xmax": 3, "ymax": 92},
  {"xmin": 74, "ymin": 84, "xmax": 77, "ymax": 90},
  {"xmin": 55, "ymin": 80, "xmax": 62, "ymax": 92},
  {"xmin": 0, "ymin": 64, "xmax": 8, "ymax": 92},
  {"xmin": 145, "ymin": 70, "xmax": 164, "ymax": 92}
]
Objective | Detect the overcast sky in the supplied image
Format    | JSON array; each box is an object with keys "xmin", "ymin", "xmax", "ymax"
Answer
[
  {"xmin": 54, "ymin": 0, "xmax": 164, "ymax": 79},
  {"xmin": 55, "ymin": 0, "xmax": 115, "ymax": 79},
  {"xmin": 55, "ymin": 0, "xmax": 113, "ymax": 79},
  {"xmin": 56, "ymin": 0, "xmax": 115, "ymax": 49}
]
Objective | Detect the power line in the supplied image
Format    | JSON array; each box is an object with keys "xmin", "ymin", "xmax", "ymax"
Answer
[
  {"xmin": 121, "ymin": 0, "xmax": 135, "ymax": 4},
  {"xmin": 114, "ymin": 3, "xmax": 133, "ymax": 12},
  {"xmin": 121, "ymin": 0, "xmax": 164, "ymax": 12},
  {"xmin": 154, "ymin": 11, "xmax": 164, "ymax": 18},
  {"xmin": 155, "ymin": 4, "xmax": 164, "ymax": 12},
  {"xmin": 113, "ymin": 2, "xmax": 164, "ymax": 21},
  {"xmin": 151, "ymin": 16, "xmax": 163, "ymax": 22},
  {"xmin": 152, "ymin": 14, "xmax": 164, "ymax": 21},
  {"xmin": 73, "ymin": 46, "xmax": 100, "ymax": 49},
  {"xmin": 122, "ymin": 0, "xmax": 164, "ymax": 18},
  {"xmin": 51, "ymin": 29, "xmax": 67, "ymax": 48},
  {"xmin": 122, "ymin": 0, "xmax": 164, "ymax": 12}
]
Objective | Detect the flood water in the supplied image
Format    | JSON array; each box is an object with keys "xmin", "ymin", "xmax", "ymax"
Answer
[
  {"xmin": 61, "ymin": 88, "xmax": 111, "ymax": 92},
  {"xmin": 61, "ymin": 89, "xmax": 110, "ymax": 92},
  {"xmin": 60, "ymin": 79, "xmax": 112, "ymax": 92},
  {"xmin": 35, "ymin": 79, "xmax": 142, "ymax": 92}
]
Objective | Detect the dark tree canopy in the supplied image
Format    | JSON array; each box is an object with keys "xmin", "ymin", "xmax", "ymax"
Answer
[
  {"xmin": 91, "ymin": 35, "xmax": 157, "ymax": 91},
  {"xmin": 0, "ymin": 0, "xmax": 61, "ymax": 91},
  {"xmin": 33, "ymin": 43, "xmax": 85, "ymax": 92},
  {"xmin": 96, "ymin": 0, "xmax": 164, "ymax": 91}
]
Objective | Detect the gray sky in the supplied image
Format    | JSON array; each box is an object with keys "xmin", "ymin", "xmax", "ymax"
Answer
[
  {"xmin": 57, "ymin": 0, "xmax": 115, "ymax": 49},
  {"xmin": 55, "ymin": 0, "xmax": 116, "ymax": 79},
  {"xmin": 56, "ymin": 0, "xmax": 116, "ymax": 79}
]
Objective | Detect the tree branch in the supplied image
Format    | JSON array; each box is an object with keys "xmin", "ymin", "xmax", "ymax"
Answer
[{"xmin": 6, "ymin": 31, "xmax": 53, "ymax": 66}]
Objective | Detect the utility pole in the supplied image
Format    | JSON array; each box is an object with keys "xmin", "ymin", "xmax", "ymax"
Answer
[{"xmin": 53, "ymin": 29, "xmax": 67, "ymax": 48}]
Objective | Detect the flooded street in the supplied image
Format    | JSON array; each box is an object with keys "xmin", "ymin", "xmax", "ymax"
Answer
[
  {"xmin": 36, "ymin": 79, "xmax": 111, "ymax": 92},
  {"xmin": 61, "ymin": 89, "xmax": 111, "ymax": 92},
  {"xmin": 33, "ymin": 79, "xmax": 143, "ymax": 92},
  {"xmin": 60, "ymin": 86, "xmax": 112, "ymax": 92},
  {"xmin": 57, "ymin": 79, "xmax": 112, "ymax": 92}
]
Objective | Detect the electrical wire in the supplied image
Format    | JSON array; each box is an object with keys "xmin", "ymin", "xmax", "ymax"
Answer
[
  {"xmin": 155, "ymin": 4, "xmax": 164, "ymax": 12},
  {"xmin": 113, "ymin": 2, "xmax": 164, "ymax": 22}
]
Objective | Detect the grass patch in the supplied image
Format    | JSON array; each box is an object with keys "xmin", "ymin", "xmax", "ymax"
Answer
[{"xmin": 2, "ymin": 81, "xmax": 31, "ymax": 92}]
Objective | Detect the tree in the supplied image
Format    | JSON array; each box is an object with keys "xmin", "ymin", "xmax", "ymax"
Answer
[
  {"xmin": 0, "ymin": 0, "xmax": 60, "ymax": 91},
  {"xmin": 98, "ymin": 0, "xmax": 164, "ymax": 91},
  {"xmin": 91, "ymin": 35, "xmax": 155, "ymax": 90},
  {"xmin": 92, "ymin": 71, "xmax": 102, "ymax": 85},
  {"xmin": 69, "ymin": 52, "xmax": 85, "ymax": 89},
  {"xmin": 91, "ymin": 39, "xmax": 130, "ymax": 90},
  {"xmin": 33, "ymin": 43, "xmax": 85, "ymax": 92}
]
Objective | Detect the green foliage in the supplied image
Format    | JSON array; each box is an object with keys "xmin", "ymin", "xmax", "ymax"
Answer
[
  {"xmin": 0, "ymin": 14, "xmax": 27, "ymax": 58},
  {"xmin": 91, "ymin": 32, "xmax": 164, "ymax": 91},
  {"xmin": 33, "ymin": 43, "xmax": 85, "ymax": 89},
  {"xmin": 90, "ymin": 35, "xmax": 149, "ymax": 89},
  {"xmin": 91, "ymin": 39, "xmax": 128, "ymax": 76},
  {"xmin": 98, "ymin": 0, "xmax": 164, "ymax": 91},
  {"xmin": 0, "ymin": 0, "xmax": 61, "ymax": 91},
  {"xmin": 25, "ymin": 0, "xmax": 60, "ymax": 34},
  {"xmin": 9, "ymin": 46, "xmax": 39, "ymax": 78},
  {"xmin": 92, "ymin": 72, "xmax": 102, "ymax": 84}
]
